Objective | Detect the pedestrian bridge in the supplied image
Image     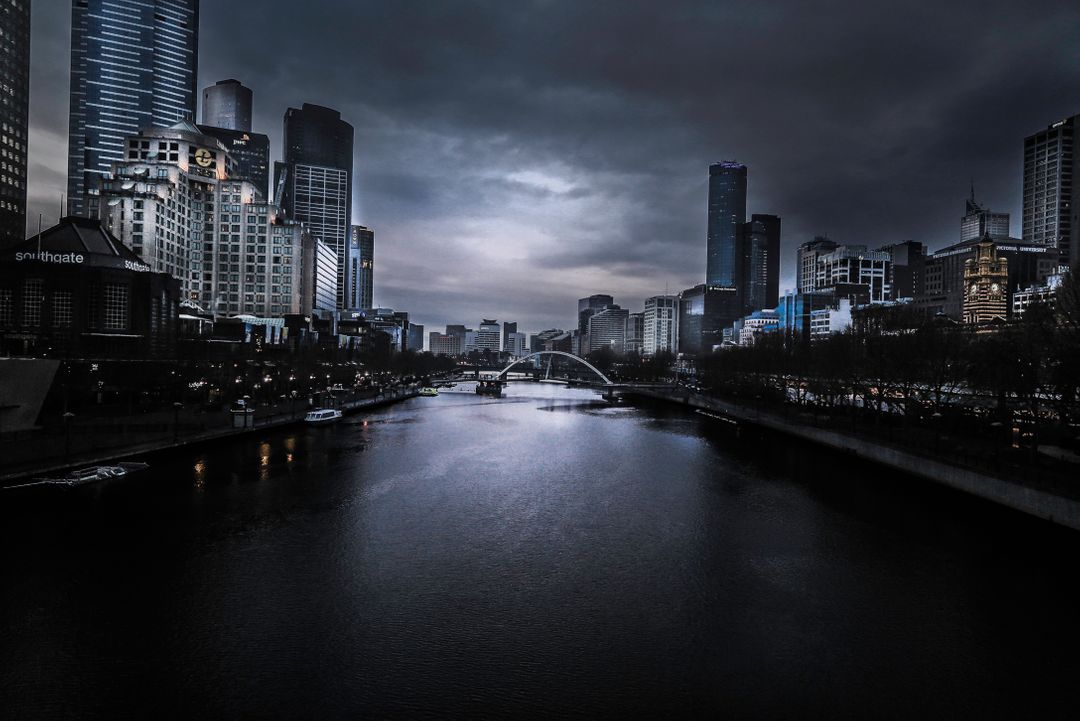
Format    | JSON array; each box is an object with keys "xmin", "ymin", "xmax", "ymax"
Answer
[{"xmin": 494, "ymin": 351, "xmax": 614, "ymax": 386}]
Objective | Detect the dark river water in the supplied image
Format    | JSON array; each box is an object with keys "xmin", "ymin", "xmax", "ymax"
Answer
[{"xmin": 3, "ymin": 384, "xmax": 1079, "ymax": 719}]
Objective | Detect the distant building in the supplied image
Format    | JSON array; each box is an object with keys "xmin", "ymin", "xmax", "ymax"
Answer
[
  {"xmin": 795, "ymin": 236, "xmax": 837, "ymax": 294},
  {"xmin": 880, "ymin": 240, "xmax": 925, "ymax": 300},
  {"xmin": 197, "ymin": 125, "xmax": 270, "ymax": 200},
  {"xmin": 587, "ymin": 306, "xmax": 629, "ymax": 353},
  {"xmin": 201, "ymin": 79, "xmax": 252, "ymax": 132},
  {"xmin": 275, "ymin": 104, "xmax": 354, "ymax": 308},
  {"xmin": 502, "ymin": 321, "xmax": 518, "ymax": 352},
  {"xmin": 733, "ymin": 309, "xmax": 779, "ymax": 346},
  {"xmin": 707, "ymin": 161, "xmax": 747, "ymax": 287},
  {"xmin": 468, "ymin": 319, "xmax": 501, "ymax": 353},
  {"xmin": 810, "ymin": 298, "xmax": 854, "ymax": 340},
  {"xmin": 962, "ymin": 241, "xmax": 1008, "ymax": 325},
  {"xmin": 0, "ymin": 0, "xmax": 30, "ymax": 247},
  {"xmin": 530, "ymin": 329, "xmax": 568, "ymax": 353},
  {"xmin": 1012, "ymin": 275, "xmax": 1061, "ymax": 317},
  {"xmin": 678, "ymin": 285, "xmax": 741, "ymax": 354},
  {"xmin": 814, "ymin": 245, "xmax": 891, "ymax": 302},
  {"xmin": 302, "ymin": 237, "xmax": 338, "ymax": 315},
  {"xmin": 624, "ymin": 312, "xmax": 645, "ymax": 355},
  {"xmin": 0, "ymin": 217, "xmax": 180, "ymax": 358},
  {"xmin": 347, "ymin": 225, "xmax": 374, "ymax": 311},
  {"xmin": 1023, "ymin": 115, "xmax": 1078, "ymax": 269},
  {"xmin": 505, "ymin": 331, "xmax": 527, "ymax": 358},
  {"xmin": 407, "ymin": 323, "xmax": 424, "ymax": 352},
  {"xmin": 777, "ymin": 290, "xmax": 836, "ymax": 346},
  {"xmin": 643, "ymin": 295, "xmax": 679, "ymax": 355},
  {"xmin": 67, "ymin": 0, "xmax": 200, "ymax": 217},
  {"xmin": 578, "ymin": 294, "xmax": 614, "ymax": 352},
  {"xmin": 961, "ymin": 188, "xmax": 1010, "ymax": 242},
  {"xmin": 429, "ymin": 332, "xmax": 462, "ymax": 356},
  {"xmin": 741, "ymin": 213, "xmax": 781, "ymax": 312}
]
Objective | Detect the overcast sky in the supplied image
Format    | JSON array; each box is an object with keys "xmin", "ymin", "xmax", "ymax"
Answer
[{"xmin": 25, "ymin": 0, "xmax": 1080, "ymax": 336}]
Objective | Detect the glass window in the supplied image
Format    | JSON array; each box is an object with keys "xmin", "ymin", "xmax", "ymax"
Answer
[
  {"xmin": 22, "ymin": 279, "xmax": 43, "ymax": 327},
  {"xmin": 103, "ymin": 284, "xmax": 128, "ymax": 330},
  {"xmin": 53, "ymin": 291, "xmax": 73, "ymax": 327}
]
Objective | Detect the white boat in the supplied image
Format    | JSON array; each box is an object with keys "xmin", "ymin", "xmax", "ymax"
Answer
[
  {"xmin": 304, "ymin": 408, "xmax": 343, "ymax": 425},
  {"xmin": 38, "ymin": 461, "xmax": 150, "ymax": 487},
  {"xmin": 419, "ymin": 387, "xmax": 439, "ymax": 397}
]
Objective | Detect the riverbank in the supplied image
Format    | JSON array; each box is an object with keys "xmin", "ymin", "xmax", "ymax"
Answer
[
  {"xmin": 628, "ymin": 387, "xmax": 1080, "ymax": 531},
  {"xmin": 0, "ymin": 388, "xmax": 419, "ymax": 485}
]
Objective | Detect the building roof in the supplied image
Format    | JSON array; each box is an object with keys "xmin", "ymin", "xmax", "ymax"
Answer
[{"xmin": 2, "ymin": 216, "xmax": 151, "ymax": 272}]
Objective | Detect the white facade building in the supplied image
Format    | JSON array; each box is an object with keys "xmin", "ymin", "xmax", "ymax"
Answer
[{"xmin": 643, "ymin": 295, "xmax": 679, "ymax": 355}]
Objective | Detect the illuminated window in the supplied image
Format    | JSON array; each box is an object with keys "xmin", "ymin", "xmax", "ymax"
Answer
[
  {"xmin": 22, "ymin": 279, "xmax": 42, "ymax": 327},
  {"xmin": 53, "ymin": 291, "xmax": 73, "ymax": 327},
  {"xmin": 102, "ymin": 284, "xmax": 128, "ymax": 330}
]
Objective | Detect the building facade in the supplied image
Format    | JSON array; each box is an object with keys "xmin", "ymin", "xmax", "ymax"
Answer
[
  {"xmin": 587, "ymin": 306, "xmax": 629, "ymax": 353},
  {"xmin": 813, "ymin": 245, "xmax": 891, "ymax": 303},
  {"xmin": 347, "ymin": 225, "xmax": 374, "ymax": 310},
  {"xmin": 197, "ymin": 125, "xmax": 270, "ymax": 201},
  {"xmin": 577, "ymin": 294, "xmax": 614, "ymax": 353},
  {"xmin": 429, "ymin": 332, "xmax": 462, "ymax": 356},
  {"xmin": 201, "ymin": 79, "xmax": 251, "ymax": 132},
  {"xmin": 275, "ymin": 104, "xmax": 354, "ymax": 309},
  {"xmin": 643, "ymin": 295, "xmax": 678, "ymax": 356},
  {"xmin": 706, "ymin": 161, "xmax": 747, "ymax": 287},
  {"xmin": 1023, "ymin": 115, "xmax": 1078, "ymax": 270},
  {"xmin": 961, "ymin": 190, "xmax": 1010, "ymax": 242},
  {"xmin": 796, "ymin": 236, "xmax": 838, "ymax": 294},
  {"xmin": 741, "ymin": 213, "xmax": 781, "ymax": 313},
  {"xmin": 962, "ymin": 241, "xmax": 1008, "ymax": 325},
  {"xmin": 67, "ymin": 0, "xmax": 200, "ymax": 217},
  {"xmin": 0, "ymin": 0, "xmax": 30, "ymax": 247},
  {"xmin": 624, "ymin": 312, "xmax": 644, "ymax": 355},
  {"xmin": 302, "ymin": 236, "xmax": 338, "ymax": 315},
  {"xmin": 678, "ymin": 284, "xmax": 741, "ymax": 355}
]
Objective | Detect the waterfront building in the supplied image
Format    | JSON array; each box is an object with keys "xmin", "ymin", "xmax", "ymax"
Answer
[
  {"xmin": 961, "ymin": 189, "xmax": 1010, "ymax": 242},
  {"xmin": 915, "ymin": 234, "xmax": 1057, "ymax": 319},
  {"xmin": 678, "ymin": 285, "xmax": 741, "ymax": 355},
  {"xmin": 587, "ymin": 306, "xmax": 629, "ymax": 353},
  {"xmin": 707, "ymin": 162, "xmax": 747, "ymax": 288},
  {"xmin": 98, "ymin": 122, "xmax": 306, "ymax": 318},
  {"xmin": 0, "ymin": 216, "xmax": 180, "ymax": 358},
  {"xmin": 202, "ymin": 79, "xmax": 251, "ymax": 132},
  {"xmin": 67, "ymin": 0, "xmax": 200, "ymax": 218},
  {"xmin": 429, "ymin": 332, "xmax": 462, "ymax": 356},
  {"xmin": 1023, "ymin": 114, "xmax": 1078, "ymax": 269},
  {"xmin": 407, "ymin": 323, "xmax": 424, "ymax": 352},
  {"xmin": 578, "ymin": 294, "xmax": 614, "ymax": 352},
  {"xmin": 360, "ymin": 308, "xmax": 409, "ymax": 353},
  {"xmin": 624, "ymin": 312, "xmax": 645, "ymax": 355},
  {"xmin": 643, "ymin": 295, "xmax": 679, "ymax": 356},
  {"xmin": 275, "ymin": 104, "xmax": 354, "ymax": 309},
  {"xmin": 962, "ymin": 241, "xmax": 1008, "ymax": 325},
  {"xmin": 741, "ymin": 213, "xmax": 781, "ymax": 313},
  {"xmin": 813, "ymin": 245, "xmax": 891, "ymax": 303},
  {"xmin": 777, "ymin": 290, "xmax": 837, "ymax": 347},
  {"xmin": 347, "ymin": 225, "xmax": 374, "ymax": 311},
  {"xmin": 0, "ymin": 0, "xmax": 30, "ymax": 247},
  {"xmin": 796, "ymin": 236, "xmax": 838, "ymax": 294},
  {"xmin": 302, "ymin": 236, "xmax": 338, "ymax": 315}
]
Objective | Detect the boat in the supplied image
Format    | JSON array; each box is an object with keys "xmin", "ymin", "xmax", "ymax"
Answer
[
  {"xmin": 419, "ymin": 387, "xmax": 439, "ymax": 397},
  {"xmin": 304, "ymin": 408, "xmax": 343, "ymax": 425},
  {"xmin": 36, "ymin": 461, "xmax": 150, "ymax": 488}
]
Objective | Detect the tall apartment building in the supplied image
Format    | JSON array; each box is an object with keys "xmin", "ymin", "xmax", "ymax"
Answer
[
  {"xmin": 0, "ymin": 0, "xmax": 30, "ymax": 246},
  {"xmin": 98, "ymin": 122, "xmax": 307, "ymax": 318},
  {"xmin": 1023, "ymin": 115, "xmax": 1078, "ymax": 270},
  {"xmin": 347, "ymin": 225, "xmax": 374, "ymax": 310},
  {"xmin": 643, "ymin": 295, "xmax": 679, "ymax": 356},
  {"xmin": 67, "ymin": 0, "xmax": 200, "ymax": 217},
  {"xmin": 275, "ymin": 104, "xmax": 354, "ymax": 309},
  {"xmin": 577, "ymin": 294, "xmax": 614, "ymax": 353},
  {"xmin": 624, "ymin": 312, "xmax": 644, "ymax": 355},
  {"xmin": 706, "ymin": 161, "xmax": 747, "ymax": 287},
  {"xmin": 587, "ymin": 305, "xmax": 629, "ymax": 353}
]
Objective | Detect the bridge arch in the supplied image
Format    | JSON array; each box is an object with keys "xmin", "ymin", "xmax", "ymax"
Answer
[{"xmin": 495, "ymin": 351, "xmax": 614, "ymax": 386}]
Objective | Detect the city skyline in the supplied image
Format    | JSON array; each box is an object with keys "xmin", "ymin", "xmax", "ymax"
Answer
[{"xmin": 20, "ymin": 0, "xmax": 1080, "ymax": 332}]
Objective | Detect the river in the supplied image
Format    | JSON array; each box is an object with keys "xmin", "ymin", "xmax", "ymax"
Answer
[{"xmin": 2, "ymin": 383, "xmax": 1078, "ymax": 719}]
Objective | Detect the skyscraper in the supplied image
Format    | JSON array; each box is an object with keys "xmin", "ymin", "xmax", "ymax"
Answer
[
  {"xmin": 643, "ymin": 296, "xmax": 679, "ymax": 356},
  {"xmin": 741, "ymin": 213, "xmax": 781, "ymax": 312},
  {"xmin": 796, "ymin": 236, "xmax": 837, "ymax": 294},
  {"xmin": 275, "ymin": 104, "xmax": 354, "ymax": 309},
  {"xmin": 347, "ymin": 225, "xmax": 375, "ymax": 310},
  {"xmin": 67, "ymin": 0, "xmax": 200, "ymax": 218},
  {"xmin": 577, "ymin": 294, "xmax": 614, "ymax": 354},
  {"xmin": 961, "ymin": 187, "xmax": 1009, "ymax": 242},
  {"xmin": 202, "ymin": 79, "xmax": 252, "ymax": 132},
  {"xmin": 0, "ymin": 0, "xmax": 30, "ymax": 246},
  {"xmin": 1023, "ymin": 115, "xmax": 1078, "ymax": 270},
  {"xmin": 502, "ymin": 321, "xmax": 518, "ymax": 351},
  {"xmin": 706, "ymin": 161, "xmax": 747, "ymax": 287}
]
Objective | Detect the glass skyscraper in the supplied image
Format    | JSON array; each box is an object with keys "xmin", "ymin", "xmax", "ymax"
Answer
[
  {"xmin": 1023, "ymin": 115, "xmax": 1077, "ymax": 270},
  {"xmin": 66, "ymin": 0, "xmax": 200, "ymax": 217},
  {"xmin": 0, "ymin": 0, "xmax": 30, "ymax": 246},
  {"xmin": 706, "ymin": 161, "xmax": 747, "ymax": 287},
  {"xmin": 275, "ymin": 104, "xmax": 354, "ymax": 310}
]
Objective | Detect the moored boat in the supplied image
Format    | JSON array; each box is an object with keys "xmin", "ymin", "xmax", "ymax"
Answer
[
  {"xmin": 304, "ymin": 408, "xmax": 343, "ymax": 425},
  {"xmin": 419, "ymin": 387, "xmax": 439, "ymax": 397}
]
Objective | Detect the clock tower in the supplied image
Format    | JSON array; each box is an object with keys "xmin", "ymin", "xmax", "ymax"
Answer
[{"xmin": 962, "ymin": 237, "xmax": 1009, "ymax": 325}]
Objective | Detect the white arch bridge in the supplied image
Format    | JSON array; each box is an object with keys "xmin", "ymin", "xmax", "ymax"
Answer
[{"xmin": 493, "ymin": 351, "xmax": 614, "ymax": 386}]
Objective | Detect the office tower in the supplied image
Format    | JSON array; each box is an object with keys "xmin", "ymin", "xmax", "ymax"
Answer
[
  {"xmin": 1024, "ymin": 115, "xmax": 1078, "ymax": 269},
  {"xmin": 429, "ymin": 332, "xmax": 462, "ymax": 356},
  {"xmin": 347, "ymin": 225, "xmax": 374, "ymax": 310},
  {"xmin": 880, "ymin": 240, "xmax": 925, "ymax": 300},
  {"xmin": 962, "ymin": 241, "xmax": 1008, "ymax": 324},
  {"xmin": 741, "ymin": 213, "xmax": 781, "ymax": 312},
  {"xmin": 502, "ymin": 321, "xmax": 518, "ymax": 351},
  {"xmin": 813, "ymin": 245, "xmax": 892, "ymax": 303},
  {"xmin": 961, "ymin": 188, "xmax": 1009, "ymax": 242},
  {"xmin": 796, "ymin": 236, "xmax": 837, "ymax": 294},
  {"xmin": 67, "ymin": 0, "xmax": 200, "ymax": 218},
  {"xmin": 587, "ymin": 306, "xmax": 628, "ymax": 353},
  {"xmin": 624, "ymin": 312, "xmax": 644, "ymax": 355},
  {"xmin": 302, "ymin": 237, "xmax": 338, "ymax": 314},
  {"xmin": 98, "ymin": 121, "xmax": 307, "ymax": 317},
  {"xmin": 706, "ymin": 161, "xmax": 747, "ymax": 287},
  {"xmin": 577, "ymin": 294, "xmax": 614, "ymax": 353},
  {"xmin": 530, "ymin": 329, "xmax": 569, "ymax": 353},
  {"xmin": 473, "ymin": 320, "xmax": 502, "ymax": 352},
  {"xmin": 643, "ymin": 296, "xmax": 679, "ymax": 356},
  {"xmin": 407, "ymin": 324, "xmax": 425, "ymax": 352},
  {"xmin": 202, "ymin": 79, "xmax": 251, "ymax": 132},
  {"xmin": 505, "ymin": 332, "xmax": 527, "ymax": 358},
  {"xmin": 275, "ymin": 104, "xmax": 354, "ymax": 309},
  {"xmin": 678, "ymin": 285, "xmax": 741, "ymax": 354},
  {"xmin": 0, "ymin": 0, "xmax": 30, "ymax": 246}
]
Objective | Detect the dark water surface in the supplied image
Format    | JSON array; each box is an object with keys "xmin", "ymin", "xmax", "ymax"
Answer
[{"xmin": 3, "ymin": 385, "xmax": 1079, "ymax": 719}]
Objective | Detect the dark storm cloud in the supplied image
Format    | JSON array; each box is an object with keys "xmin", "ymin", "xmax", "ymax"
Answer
[{"xmin": 26, "ymin": 0, "xmax": 1080, "ymax": 334}]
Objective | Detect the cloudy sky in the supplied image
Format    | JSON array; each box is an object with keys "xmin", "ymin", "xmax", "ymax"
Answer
[{"xmin": 25, "ymin": 0, "xmax": 1080, "ymax": 335}]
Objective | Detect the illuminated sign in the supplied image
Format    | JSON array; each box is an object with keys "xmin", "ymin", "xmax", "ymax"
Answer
[{"xmin": 15, "ymin": 250, "xmax": 85, "ymax": 264}]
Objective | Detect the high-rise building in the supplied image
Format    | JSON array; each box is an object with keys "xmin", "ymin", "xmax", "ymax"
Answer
[
  {"xmin": 1023, "ymin": 115, "xmax": 1078, "ymax": 270},
  {"xmin": 98, "ymin": 121, "xmax": 308, "ymax": 318},
  {"xmin": 577, "ymin": 294, "xmax": 613, "ymax": 353},
  {"xmin": 275, "ymin": 104, "xmax": 354, "ymax": 309},
  {"xmin": 587, "ymin": 306, "xmax": 629, "ymax": 353},
  {"xmin": 407, "ymin": 324, "xmax": 425, "ymax": 352},
  {"xmin": 962, "ymin": 241, "xmax": 1008, "ymax": 325},
  {"xmin": 706, "ymin": 162, "xmax": 747, "ymax": 287},
  {"xmin": 0, "ymin": 0, "xmax": 30, "ymax": 247},
  {"xmin": 643, "ymin": 296, "xmax": 679, "ymax": 356},
  {"xmin": 67, "ymin": 0, "xmax": 200, "ymax": 217},
  {"xmin": 197, "ymin": 125, "xmax": 270, "ymax": 200},
  {"xmin": 813, "ymin": 245, "xmax": 892, "ymax": 303},
  {"xmin": 678, "ymin": 285, "xmax": 741, "ymax": 355},
  {"xmin": 502, "ymin": 321, "xmax": 518, "ymax": 351},
  {"xmin": 429, "ymin": 332, "xmax": 462, "ymax": 356},
  {"xmin": 346, "ymin": 225, "xmax": 374, "ymax": 311},
  {"xmin": 202, "ymin": 79, "xmax": 252, "ymax": 132},
  {"xmin": 468, "ymin": 320, "xmax": 501, "ymax": 353},
  {"xmin": 505, "ymin": 331, "xmax": 527, "ymax": 358},
  {"xmin": 624, "ymin": 312, "xmax": 645, "ymax": 355},
  {"xmin": 796, "ymin": 236, "xmax": 837, "ymax": 294},
  {"xmin": 741, "ymin": 213, "xmax": 781, "ymax": 312},
  {"xmin": 302, "ymin": 236, "xmax": 338, "ymax": 315},
  {"xmin": 880, "ymin": 240, "xmax": 925, "ymax": 300},
  {"xmin": 961, "ymin": 188, "xmax": 1009, "ymax": 242}
]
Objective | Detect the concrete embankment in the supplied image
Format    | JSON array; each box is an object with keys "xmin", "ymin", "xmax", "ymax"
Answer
[
  {"xmin": 0, "ymin": 390, "xmax": 418, "ymax": 485},
  {"xmin": 629, "ymin": 387, "xmax": 1080, "ymax": 531}
]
